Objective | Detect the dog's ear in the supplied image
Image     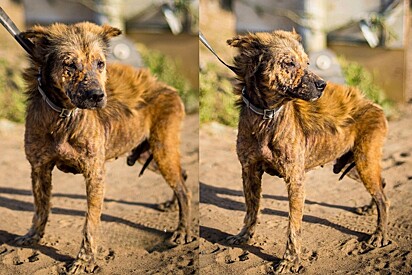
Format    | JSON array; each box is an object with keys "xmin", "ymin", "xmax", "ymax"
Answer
[
  {"xmin": 291, "ymin": 28, "xmax": 302, "ymax": 42},
  {"xmin": 19, "ymin": 25, "xmax": 51, "ymax": 60},
  {"xmin": 227, "ymin": 35, "xmax": 254, "ymax": 48},
  {"xmin": 100, "ymin": 25, "xmax": 122, "ymax": 39},
  {"xmin": 20, "ymin": 25, "xmax": 49, "ymax": 44}
]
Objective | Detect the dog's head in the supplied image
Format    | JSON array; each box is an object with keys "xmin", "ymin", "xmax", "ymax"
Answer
[
  {"xmin": 227, "ymin": 30, "xmax": 326, "ymax": 103},
  {"xmin": 21, "ymin": 22, "xmax": 121, "ymax": 109}
]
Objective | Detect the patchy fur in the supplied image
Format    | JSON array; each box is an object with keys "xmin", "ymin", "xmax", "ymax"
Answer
[
  {"xmin": 226, "ymin": 30, "xmax": 389, "ymax": 273},
  {"xmin": 15, "ymin": 22, "xmax": 193, "ymax": 273}
]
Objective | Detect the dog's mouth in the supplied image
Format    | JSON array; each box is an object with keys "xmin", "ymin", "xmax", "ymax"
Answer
[
  {"xmin": 78, "ymin": 98, "xmax": 107, "ymax": 109},
  {"xmin": 310, "ymin": 95, "xmax": 321, "ymax": 102}
]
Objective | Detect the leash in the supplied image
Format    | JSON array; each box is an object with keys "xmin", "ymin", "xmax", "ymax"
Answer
[
  {"xmin": 1, "ymin": 8, "xmax": 76, "ymax": 118},
  {"xmin": 199, "ymin": 32, "xmax": 238, "ymax": 74},
  {"xmin": 0, "ymin": 7, "xmax": 34, "ymax": 56},
  {"xmin": 199, "ymin": 31, "xmax": 282, "ymax": 120}
]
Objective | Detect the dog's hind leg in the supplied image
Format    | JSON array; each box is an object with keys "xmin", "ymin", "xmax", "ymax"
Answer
[
  {"xmin": 335, "ymin": 152, "xmax": 387, "ymax": 216},
  {"xmin": 150, "ymin": 136, "xmax": 192, "ymax": 244},
  {"xmin": 148, "ymin": 97, "xmax": 193, "ymax": 244},
  {"xmin": 355, "ymin": 177, "xmax": 386, "ymax": 216},
  {"xmin": 275, "ymin": 174, "xmax": 305, "ymax": 274},
  {"xmin": 127, "ymin": 139, "xmax": 185, "ymax": 212},
  {"xmin": 15, "ymin": 163, "xmax": 54, "ymax": 245},
  {"xmin": 68, "ymin": 163, "xmax": 105, "ymax": 274},
  {"xmin": 227, "ymin": 163, "xmax": 263, "ymax": 245},
  {"xmin": 355, "ymin": 160, "xmax": 389, "ymax": 247},
  {"xmin": 354, "ymin": 129, "xmax": 389, "ymax": 248}
]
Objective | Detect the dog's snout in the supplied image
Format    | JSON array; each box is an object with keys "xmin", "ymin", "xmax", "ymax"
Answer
[
  {"xmin": 86, "ymin": 89, "xmax": 105, "ymax": 102},
  {"xmin": 315, "ymin": 80, "xmax": 327, "ymax": 91}
]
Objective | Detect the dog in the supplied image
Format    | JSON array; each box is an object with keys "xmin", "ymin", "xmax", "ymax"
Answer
[
  {"xmin": 14, "ymin": 22, "xmax": 193, "ymax": 273},
  {"xmin": 225, "ymin": 30, "xmax": 389, "ymax": 273}
]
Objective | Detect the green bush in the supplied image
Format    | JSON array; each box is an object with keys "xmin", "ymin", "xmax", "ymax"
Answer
[
  {"xmin": 200, "ymin": 62, "xmax": 238, "ymax": 127},
  {"xmin": 138, "ymin": 45, "xmax": 198, "ymax": 114},
  {"xmin": 339, "ymin": 57, "xmax": 394, "ymax": 117},
  {"xmin": 0, "ymin": 58, "xmax": 26, "ymax": 123}
]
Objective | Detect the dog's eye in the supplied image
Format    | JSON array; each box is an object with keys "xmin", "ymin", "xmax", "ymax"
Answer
[
  {"xmin": 285, "ymin": 61, "xmax": 296, "ymax": 68},
  {"xmin": 97, "ymin": 61, "xmax": 105, "ymax": 70},
  {"xmin": 65, "ymin": 62, "xmax": 77, "ymax": 73}
]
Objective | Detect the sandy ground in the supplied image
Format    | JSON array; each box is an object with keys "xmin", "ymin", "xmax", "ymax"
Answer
[
  {"xmin": 0, "ymin": 114, "xmax": 199, "ymax": 275},
  {"xmin": 199, "ymin": 105, "xmax": 412, "ymax": 274}
]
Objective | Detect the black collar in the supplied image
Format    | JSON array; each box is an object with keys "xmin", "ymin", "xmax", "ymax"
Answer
[
  {"xmin": 37, "ymin": 70, "xmax": 77, "ymax": 118},
  {"xmin": 241, "ymin": 87, "xmax": 283, "ymax": 120}
]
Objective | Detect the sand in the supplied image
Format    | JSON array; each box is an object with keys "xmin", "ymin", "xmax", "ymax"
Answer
[
  {"xmin": 199, "ymin": 106, "xmax": 412, "ymax": 274},
  {"xmin": 0, "ymin": 114, "xmax": 199, "ymax": 275}
]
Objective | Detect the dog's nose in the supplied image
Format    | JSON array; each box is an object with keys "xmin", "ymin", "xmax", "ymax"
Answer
[
  {"xmin": 86, "ymin": 89, "xmax": 105, "ymax": 102},
  {"xmin": 315, "ymin": 80, "xmax": 327, "ymax": 91}
]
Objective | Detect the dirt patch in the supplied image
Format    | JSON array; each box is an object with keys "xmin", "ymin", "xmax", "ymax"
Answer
[
  {"xmin": 199, "ymin": 106, "xmax": 412, "ymax": 274},
  {"xmin": 0, "ymin": 114, "xmax": 199, "ymax": 275}
]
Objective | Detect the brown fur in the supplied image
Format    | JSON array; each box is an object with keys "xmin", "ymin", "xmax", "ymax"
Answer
[
  {"xmin": 226, "ymin": 30, "xmax": 389, "ymax": 273},
  {"xmin": 15, "ymin": 22, "xmax": 193, "ymax": 273}
]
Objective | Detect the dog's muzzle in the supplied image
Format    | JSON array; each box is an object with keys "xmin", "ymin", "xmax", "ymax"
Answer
[
  {"xmin": 72, "ymin": 88, "xmax": 107, "ymax": 109},
  {"xmin": 86, "ymin": 89, "xmax": 105, "ymax": 103},
  {"xmin": 310, "ymin": 79, "xmax": 327, "ymax": 101}
]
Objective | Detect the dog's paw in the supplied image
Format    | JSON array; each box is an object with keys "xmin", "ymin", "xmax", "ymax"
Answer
[
  {"xmin": 14, "ymin": 233, "xmax": 41, "ymax": 246},
  {"xmin": 226, "ymin": 232, "xmax": 252, "ymax": 245},
  {"xmin": 156, "ymin": 199, "xmax": 178, "ymax": 212},
  {"xmin": 170, "ymin": 228, "xmax": 194, "ymax": 245},
  {"xmin": 367, "ymin": 231, "xmax": 390, "ymax": 248},
  {"xmin": 67, "ymin": 258, "xmax": 99, "ymax": 274},
  {"xmin": 355, "ymin": 202, "xmax": 377, "ymax": 216},
  {"xmin": 274, "ymin": 259, "xmax": 303, "ymax": 274}
]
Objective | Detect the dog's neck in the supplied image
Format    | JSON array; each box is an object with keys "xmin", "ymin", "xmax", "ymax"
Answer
[
  {"xmin": 241, "ymin": 87, "xmax": 283, "ymax": 120},
  {"xmin": 37, "ymin": 68, "xmax": 78, "ymax": 118}
]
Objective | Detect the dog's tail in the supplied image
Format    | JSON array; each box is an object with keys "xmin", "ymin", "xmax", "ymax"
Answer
[
  {"xmin": 139, "ymin": 154, "xmax": 153, "ymax": 177},
  {"xmin": 334, "ymin": 151, "xmax": 356, "ymax": 180},
  {"xmin": 338, "ymin": 162, "xmax": 356, "ymax": 181},
  {"xmin": 127, "ymin": 140, "xmax": 187, "ymax": 180}
]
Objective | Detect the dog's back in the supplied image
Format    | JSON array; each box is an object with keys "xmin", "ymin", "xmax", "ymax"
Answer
[
  {"xmin": 282, "ymin": 82, "xmax": 387, "ymax": 170},
  {"xmin": 292, "ymin": 82, "xmax": 384, "ymax": 136}
]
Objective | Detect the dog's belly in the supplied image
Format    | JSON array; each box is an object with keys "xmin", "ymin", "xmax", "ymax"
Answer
[
  {"xmin": 105, "ymin": 120, "xmax": 150, "ymax": 160},
  {"xmin": 304, "ymin": 137, "xmax": 354, "ymax": 171}
]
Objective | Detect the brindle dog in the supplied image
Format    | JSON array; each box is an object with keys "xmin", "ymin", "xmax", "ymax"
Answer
[
  {"xmin": 15, "ymin": 22, "xmax": 193, "ymax": 273},
  {"xmin": 225, "ymin": 30, "xmax": 389, "ymax": 273}
]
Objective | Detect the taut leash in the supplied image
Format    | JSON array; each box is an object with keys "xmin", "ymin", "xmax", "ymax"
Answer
[
  {"xmin": 199, "ymin": 32, "xmax": 238, "ymax": 74},
  {"xmin": 0, "ymin": 8, "xmax": 76, "ymax": 118},
  {"xmin": 0, "ymin": 7, "xmax": 34, "ymax": 56}
]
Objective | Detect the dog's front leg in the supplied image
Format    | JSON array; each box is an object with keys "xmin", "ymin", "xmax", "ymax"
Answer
[
  {"xmin": 227, "ymin": 163, "xmax": 263, "ymax": 245},
  {"xmin": 275, "ymin": 176, "xmax": 305, "ymax": 274},
  {"xmin": 15, "ymin": 163, "xmax": 54, "ymax": 245},
  {"xmin": 68, "ymin": 165, "xmax": 105, "ymax": 274}
]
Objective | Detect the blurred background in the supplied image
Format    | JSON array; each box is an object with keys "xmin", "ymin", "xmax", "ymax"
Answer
[
  {"xmin": 0, "ymin": 0, "xmax": 199, "ymax": 123},
  {"xmin": 200, "ymin": 0, "xmax": 411, "ymax": 126},
  {"xmin": 1, "ymin": 0, "xmax": 411, "ymax": 125}
]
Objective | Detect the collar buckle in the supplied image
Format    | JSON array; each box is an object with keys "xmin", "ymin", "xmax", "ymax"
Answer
[
  {"xmin": 59, "ymin": 108, "xmax": 72, "ymax": 118},
  {"xmin": 263, "ymin": 109, "xmax": 274, "ymax": 120}
]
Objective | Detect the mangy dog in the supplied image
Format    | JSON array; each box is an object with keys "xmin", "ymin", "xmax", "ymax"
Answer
[
  {"xmin": 226, "ymin": 30, "xmax": 389, "ymax": 273},
  {"xmin": 15, "ymin": 22, "xmax": 193, "ymax": 273}
]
